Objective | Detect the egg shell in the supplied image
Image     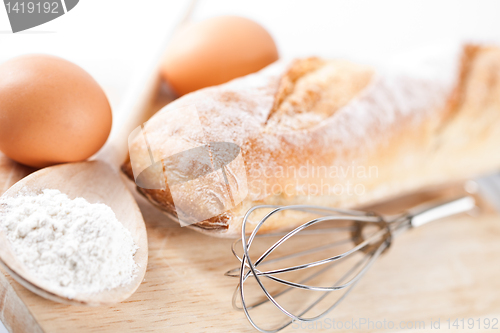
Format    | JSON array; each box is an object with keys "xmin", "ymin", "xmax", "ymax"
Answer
[
  {"xmin": 0, "ymin": 54, "xmax": 112, "ymax": 168},
  {"xmin": 161, "ymin": 16, "xmax": 279, "ymax": 96}
]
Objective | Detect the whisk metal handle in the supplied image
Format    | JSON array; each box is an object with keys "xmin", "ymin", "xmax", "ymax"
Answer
[{"xmin": 409, "ymin": 196, "xmax": 475, "ymax": 228}]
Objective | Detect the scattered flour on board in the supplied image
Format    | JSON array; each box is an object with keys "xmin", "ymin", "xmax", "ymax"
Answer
[{"xmin": 0, "ymin": 189, "xmax": 138, "ymax": 299}]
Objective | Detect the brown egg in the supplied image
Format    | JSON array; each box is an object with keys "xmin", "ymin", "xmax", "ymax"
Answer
[
  {"xmin": 0, "ymin": 54, "xmax": 112, "ymax": 168},
  {"xmin": 161, "ymin": 16, "xmax": 279, "ymax": 96}
]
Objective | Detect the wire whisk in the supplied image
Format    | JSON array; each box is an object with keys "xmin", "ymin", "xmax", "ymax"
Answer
[{"xmin": 226, "ymin": 196, "xmax": 475, "ymax": 333}]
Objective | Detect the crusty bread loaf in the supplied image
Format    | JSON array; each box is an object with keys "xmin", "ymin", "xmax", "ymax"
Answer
[{"xmin": 122, "ymin": 44, "xmax": 500, "ymax": 237}]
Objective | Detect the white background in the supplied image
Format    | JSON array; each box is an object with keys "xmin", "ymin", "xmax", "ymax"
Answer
[{"xmin": 1, "ymin": 0, "xmax": 500, "ymax": 332}]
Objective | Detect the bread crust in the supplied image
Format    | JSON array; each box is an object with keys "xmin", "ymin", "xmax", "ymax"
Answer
[{"xmin": 123, "ymin": 45, "xmax": 500, "ymax": 237}]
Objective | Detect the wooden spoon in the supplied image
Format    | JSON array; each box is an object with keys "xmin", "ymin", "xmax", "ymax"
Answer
[
  {"xmin": 0, "ymin": 1, "xmax": 197, "ymax": 306},
  {"xmin": 0, "ymin": 161, "xmax": 148, "ymax": 306}
]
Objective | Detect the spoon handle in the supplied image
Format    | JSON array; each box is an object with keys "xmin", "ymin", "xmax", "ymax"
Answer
[{"xmin": 95, "ymin": 0, "xmax": 197, "ymax": 168}]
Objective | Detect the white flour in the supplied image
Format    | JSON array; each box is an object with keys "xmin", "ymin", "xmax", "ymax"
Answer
[{"xmin": 0, "ymin": 189, "xmax": 138, "ymax": 299}]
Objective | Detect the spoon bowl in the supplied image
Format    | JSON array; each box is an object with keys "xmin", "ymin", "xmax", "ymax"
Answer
[{"xmin": 0, "ymin": 161, "xmax": 148, "ymax": 306}]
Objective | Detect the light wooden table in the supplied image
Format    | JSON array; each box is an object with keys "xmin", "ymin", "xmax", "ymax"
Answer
[{"xmin": 1, "ymin": 144, "xmax": 500, "ymax": 332}]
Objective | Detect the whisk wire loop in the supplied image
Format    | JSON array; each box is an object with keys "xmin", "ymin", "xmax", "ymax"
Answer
[{"xmin": 229, "ymin": 197, "xmax": 475, "ymax": 333}]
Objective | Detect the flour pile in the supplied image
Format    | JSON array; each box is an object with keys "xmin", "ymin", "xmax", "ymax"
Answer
[{"xmin": 0, "ymin": 189, "xmax": 138, "ymax": 298}]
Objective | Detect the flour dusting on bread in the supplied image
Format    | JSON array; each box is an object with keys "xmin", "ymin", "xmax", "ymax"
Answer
[{"xmin": 123, "ymin": 44, "xmax": 500, "ymax": 237}]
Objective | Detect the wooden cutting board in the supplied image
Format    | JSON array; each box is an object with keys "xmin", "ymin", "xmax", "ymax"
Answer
[{"xmin": 1, "ymin": 136, "xmax": 500, "ymax": 332}]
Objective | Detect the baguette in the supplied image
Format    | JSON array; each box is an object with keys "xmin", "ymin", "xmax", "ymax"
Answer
[{"xmin": 122, "ymin": 44, "xmax": 500, "ymax": 237}]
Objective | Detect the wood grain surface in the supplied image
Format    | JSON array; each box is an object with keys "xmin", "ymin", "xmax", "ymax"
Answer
[
  {"xmin": 1, "ymin": 145, "xmax": 500, "ymax": 332},
  {"xmin": 0, "ymin": 78, "xmax": 499, "ymax": 333}
]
